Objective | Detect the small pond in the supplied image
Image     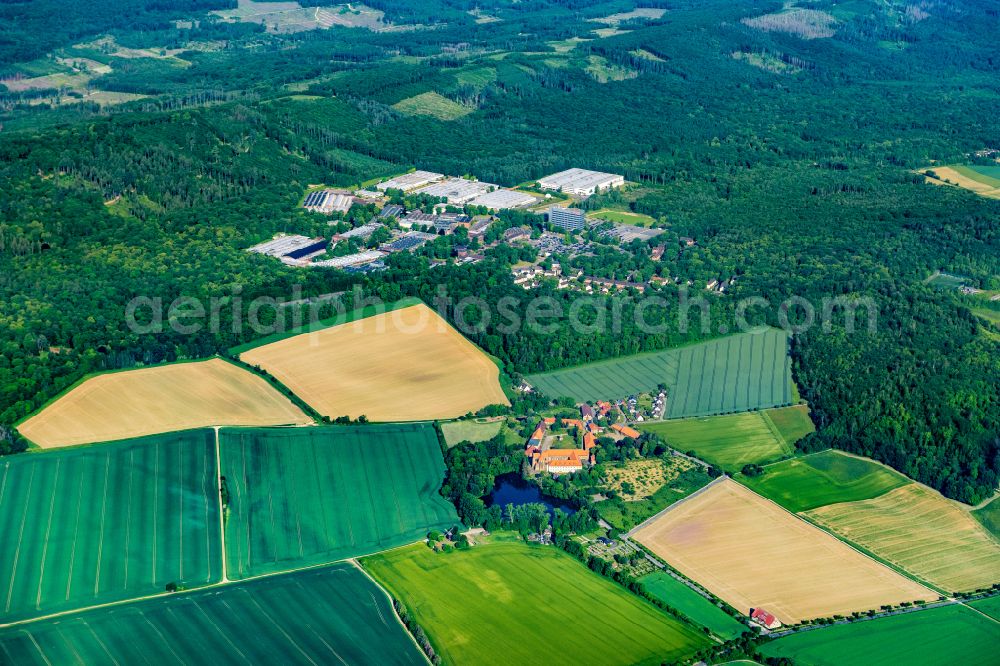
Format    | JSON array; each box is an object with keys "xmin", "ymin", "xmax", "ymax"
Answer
[{"xmin": 485, "ymin": 473, "xmax": 576, "ymax": 516}]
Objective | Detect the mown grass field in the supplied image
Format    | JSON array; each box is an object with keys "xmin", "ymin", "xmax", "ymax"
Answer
[
  {"xmin": 363, "ymin": 541, "xmax": 710, "ymax": 665},
  {"xmin": 587, "ymin": 208, "xmax": 657, "ymax": 226},
  {"xmin": 758, "ymin": 604, "xmax": 1000, "ymax": 666},
  {"xmin": 632, "ymin": 479, "xmax": 933, "ymax": 625},
  {"xmin": 240, "ymin": 302, "xmax": 509, "ymax": 422},
  {"xmin": 17, "ymin": 358, "xmax": 310, "ymax": 448},
  {"xmin": 805, "ymin": 484, "xmax": 1000, "ymax": 593},
  {"xmin": 440, "ymin": 419, "xmax": 503, "ymax": 447},
  {"xmin": 740, "ymin": 450, "xmax": 911, "ymax": 513},
  {"xmin": 0, "ymin": 563, "xmax": 424, "ymax": 665},
  {"xmin": 526, "ymin": 329, "xmax": 793, "ymax": 418},
  {"xmin": 392, "ymin": 91, "xmax": 473, "ymax": 120},
  {"xmin": 765, "ymin": 404, "xmax": 816, "ymax": 443},
  {"xmin": 0, "ymin": 431, "xmax": 221, "ymax": 623},
  {"xmin": 639, "ymin": 410, "xmax": 795, "ymax": 472},
  {"xmin": 222, "ymin": 424, "xmax": 458, "ymax": 579},
  {"xmin": 639, "ymin": 571, "xmax": 747, "ymax": 639}
]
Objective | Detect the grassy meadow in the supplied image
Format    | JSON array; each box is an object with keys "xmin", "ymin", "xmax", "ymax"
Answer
[
  {"xmin": 362, "ymin": 541, "xmax": 710, "ymax": 665},
  {"xmin": 0, "ymin": 563, "xmax": 424, "ymax": 665},
  {"xmin": 740, "ymin": 450, "xmax": 911, "ymax": 513},
  {"xmin": 595, "ymin": 460, "xmax": 712, "ymax": 531},
  {"xmin": 440, "ymin": 419, "xmax": 503, "ymax": 447},
  {"xmin": 222, "ymin": 424, "xmax": 458, "ymax": 579},
  {"xmin": 0, "ymin": 431, "xmax": 222, "ymax": 623},
  {"xmin": 639, "ymin": 571, "xmax": 747, "ymax": 639},
  {"xmin": 759, "ymin": 604, "xmax": 1000, "ymax": 666},
  {"xmin": 972, "ymin": 496, "xmax": 1000, "ymax": 539}
]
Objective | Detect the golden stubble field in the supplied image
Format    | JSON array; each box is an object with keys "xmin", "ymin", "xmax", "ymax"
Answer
[
  {"xmin": 632, "ymin": 479, "xmax": 934, "ymax": 624},
  {"xmin": 805, "ymin": 484, "xmax": 1000, "ymax": 593},
  {"xmin": 240, "ymin": 303, "xmax": 509, "ymax": 422},
  {"xmin": 17, "ymin": 358, "xmax": 311, "ymax": 448}
]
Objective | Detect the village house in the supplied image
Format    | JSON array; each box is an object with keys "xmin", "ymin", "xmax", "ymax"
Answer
[{"xmin": 750, "ymin": 608, "xmax": 782, "ymax": 630}]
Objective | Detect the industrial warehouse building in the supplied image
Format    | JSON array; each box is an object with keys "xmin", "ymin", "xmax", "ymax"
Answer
[
  {"xmin": 469, "ymin": 188, "xmax": 538, "ymax": 210},
  {"xmin": 537, "ymin": 168, "xmax": 625, "ymax": 197},
  {"xmin": 310, "ymin": 250, "xmax": 385, "ymax": 268},
  {"xmin": 302, "ymin": 190, "xmax": 353, "ymax": 214},
  {"xmin": 376, "ymin": 170, "xmax": 445, "ymax": 192},
  {"xmin": 414, "ymin": 177, "xmax": 497, "ymax": 204},
  {"xmin": 247, "ymin": 234, "xmax": 328, "ymax": 261},
  {"xmin": 548, "ymin": 206, "xmax": 587, "ymax": 231}
]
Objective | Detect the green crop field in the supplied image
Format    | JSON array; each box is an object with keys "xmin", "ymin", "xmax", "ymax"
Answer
[
  {"xmin": 639, "ymin": 571, "xmax": 747, "ymax": 639},
  {"xmin": 0, "ymin": 431, "xmax": 221, "ymax": 623},
  {"xmin": 527, "ymin": 329, "xmax": 793, "ymax": 419},
  {"xmin": 440, "ymin": 419, "xmax": 503, "ymax": 447},
  {"xmin": 968, "ymin": 595, "xmax": 1000, "ymax": 621},
  {"xmin": 0, "ymin": 563, "xmax": 424, "ymax": 665},
  {"xmin": 765, "ymin": 404, "xmax": 816, "ymax": 443},
  {"xmin": 758, "ymin": 604, "xmax": 1000, "ymax": 666},
  {"xmin": 222, "ymin": 423, "xmax": 458, "ymax": 579},
  {"xmin": 972, "ymin": 496, "xmax": 1000, "ymax": 539},
  {"xmin": 639, "ymin": 410, "xmax": 793, "ymax": 472},
  {"xmin": 363, "ymin": 541, "xmax": 710, "ymax": 666},
  {"xmin": 740, "ymin": 450, "xmax": 911, "ymax": 513}
]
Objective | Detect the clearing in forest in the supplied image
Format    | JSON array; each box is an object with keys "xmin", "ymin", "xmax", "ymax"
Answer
[
  {"xmin": 0, "ymin": 563, "xmax": 424, "ymax": 665},
  {"xmin": 222, "ymin": 423, "xmax": 458, "ymax": 579},
  {"xmin": 392, "ymin": 91, "xmax": 473, "ymax": 120},
  {"xmin": 526, "ymin": 328, "xmax": 793, "ymax": 418},
  {"xmin": 362, "ymin": 541, "xmax": 710, "ymax": 665},
  {"xmin": 17, "ymin": 358, "xmax": 310, "ymax": 449},
  {"xmin": 631, "ymin": 479, "xmax": 934, "ymax": 625},
  {"xmin": 0, "ymin": 431, "xmax": 221, "ymax": 623},
  {"xmin": 805, "ymin": 484, "xmax": 1000, "ymax": 593},
  {"xmin": 240, "ymin": 302, "xmax": 509, "ymax": 422}
]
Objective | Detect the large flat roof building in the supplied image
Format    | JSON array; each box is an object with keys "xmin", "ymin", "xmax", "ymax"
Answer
[
  {"xmin": 469, "ymin": 188, "xmax": 537, "ymax": 210},
  {"xmin": 310, "ymin": 250, "xmax": 385, "ymax": 268},
  {"xmin": 303, "ymin": 190, "xmax": 353, "ymax": 214},
  {"xmin": 376, "ymin": 170, "xmax": 445, "ymax": 192},
  {"xmin": 413, "ymin": 178, "xmax": 497, "ymax": 204},
  {"xmin": 548, "ymin": 206, "xmax": 587, "ymax": 232},
  {"xmin": 537, "ymin": 168, "xmax": 625, "ymax": 197},
  {"xmin": 248, "ymin": 234, "xmax": 328, "ymax": 260}
]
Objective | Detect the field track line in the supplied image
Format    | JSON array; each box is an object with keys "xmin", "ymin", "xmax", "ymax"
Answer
[
  {"xmin": 93, "ymin": 453, "xmax": 111, "ymax": 596},
  {"xmin": 35, "ymin": 459, "xmax": 61, "ymax": 609},
  {"xmin": 960, "ymin": 601, "xmax": 1000, "ymax": 625},
  {"xmin": 152, "ymin": 443, "xmax": 159, "ymax": 585},
  {"xmin": 141, "ymin": 614, "xmax": 186, "ymax": 664},
  {"xmin": 350, "ymin": 559, "xmax": 434, "ymax": 666},
  {"xmin": 6, "ymin": 463, "xmax": 36, "ymax": 613},
  {"xmin": 0, "ymin": 539, "xmax": 430, "ymax": 630},
  {"xmin": 19, "ymin": 629, "xmax": 54, "ymax": 666},
  {"xmin": 214, "ymin": 428, "xmax": 229, "ymax": 583},
  {"xmin": 65, "ymin": 469, "xmax": 85, "ymax": 601},
  {"xmin": 245, "ymin": 595, "xmax": 318, "ymax": 665},
  {"xmin": 124, "ymin": 450, "xmax": 134, "ymax": 591},
  {"xmin": 178, "ymin": 441, "xmax": 185, "ymax": 580},
  {"xmin": 81, "ymin": 619, "xmax": 121, "ymax": 666},
  {"xmin": 191, "ymin": 601, "xmax": 250, "ymax": 662}
]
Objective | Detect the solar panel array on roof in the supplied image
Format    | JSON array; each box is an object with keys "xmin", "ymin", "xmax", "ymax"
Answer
[{"xmin": 379, "ymin": 204, "xmax": 404, "ymax": 219}]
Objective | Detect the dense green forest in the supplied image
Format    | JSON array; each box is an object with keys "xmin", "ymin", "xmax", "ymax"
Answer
[{"xmin": 1, "ymin": 0, "xmax": 998, "ymax": 502}]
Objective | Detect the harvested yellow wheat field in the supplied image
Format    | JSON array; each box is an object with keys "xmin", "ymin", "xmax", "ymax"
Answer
[
  {"xmin": 18, "ymin": 358, "xmax": 311, "ymax": 448},
  {"xmin": 632, "ymin": 479, "xmax": 933, "ymax": 624},
  {"xmin": 805, "ymin": 484, "xmax": 1000, "ymax": 593},
  {"xmin": 240, "ymin": 303, "xmax": 509, "ymax": 421}
]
